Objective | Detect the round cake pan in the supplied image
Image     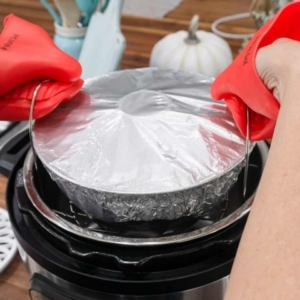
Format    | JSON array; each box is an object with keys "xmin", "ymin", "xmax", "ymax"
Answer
[{"xmin": 33, "ymin": 68, "xmax": 250, "ymax": 222}]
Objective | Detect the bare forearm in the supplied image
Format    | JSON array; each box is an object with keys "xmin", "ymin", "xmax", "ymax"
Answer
[{"xmin": 225, "ymin": 74, "xmax": 300, "ymax": 300}]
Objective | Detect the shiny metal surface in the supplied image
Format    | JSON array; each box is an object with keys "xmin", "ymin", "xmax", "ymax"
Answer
[
  {"xmin": 23, "ymin": 142, "xmax": 268, "ymax": 246},
  {"xmin": 29, "ymin": 81, "xmax": 49, "ymax": 171},
  {"xmin": 0, "ymin": 122, "xmax": 28, "ymax": 151},
  {"xmin": 243, "ymin": 107, "xmax": 250, "ymax": 198},
  {"xmin": 19, "ymin": 245, "xmax": 228, "ymax": 300},
  {"xmin": 0, "ymin": 121, "xmax": 12, "ymax": 132},
  {"xmin": 33, "ymin": 68, "xmax": 249, "ymax": 222}
]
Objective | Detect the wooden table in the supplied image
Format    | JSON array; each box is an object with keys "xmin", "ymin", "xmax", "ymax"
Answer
[{"xmin": 0, "ymin": 0, "xmax": 255, "ymax": 298}]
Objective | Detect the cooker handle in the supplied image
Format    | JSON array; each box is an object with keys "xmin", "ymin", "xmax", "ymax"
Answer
[{"xmin": 0, "ymin": 129, "xmax": 30, "ymax": 177}]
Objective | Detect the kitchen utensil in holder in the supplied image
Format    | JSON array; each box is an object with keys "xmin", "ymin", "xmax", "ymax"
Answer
[
  {"xmin": 78, "ymin": 0, "xmax": 126, "ymax": 78},
  {"xmin": 54, "ymin": 23, "xmax": 87, "ymax": 59}
]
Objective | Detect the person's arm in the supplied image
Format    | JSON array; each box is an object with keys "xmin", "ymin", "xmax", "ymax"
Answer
[{"xmin": 224, "ymin": 39, "xmax": 300, "ymax": 300}]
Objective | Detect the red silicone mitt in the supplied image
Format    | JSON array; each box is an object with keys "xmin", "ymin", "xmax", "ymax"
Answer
[
  {"xmin": 211, "ymin": 1, "xmax": 300, "ymax": 141},
  {"xmin": 0, "ymin": 79, "xmax": 83, "ymax": 120},
  {"xmin": 0, "ymin": 14, "xmax": 82, "ymax": 96}
]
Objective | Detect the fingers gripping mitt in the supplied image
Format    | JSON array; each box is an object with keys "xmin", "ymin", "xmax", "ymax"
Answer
[
  {"xmin": 0, "ymin": 15, "xmax": 83, "ymax": 120},
  {"xmin": 211, "ymin": 1, "xmax": 300, "ymax": 141},
  {"xmin": 0, "ymin": 79, "xmax": 83, "ymax": 120}
]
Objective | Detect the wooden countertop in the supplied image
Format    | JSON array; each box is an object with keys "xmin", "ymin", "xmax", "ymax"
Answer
[{"xmin": 0, "ymin": 0, "xmax": 254, "ymax": 298}]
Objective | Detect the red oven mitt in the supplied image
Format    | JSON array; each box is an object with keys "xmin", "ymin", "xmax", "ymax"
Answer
[
  {"xmin": 0, "ymin": 15, "xmax": 82, "ymax": 96},
  {"xmin": 0, "ymin": 14, "xmax": 83, "ymax": 120},
  {"xmin": 0, "ymin": 79, "xmax": 83, "ymax": 120},
  {"xmin": 211, "ymin": 1, "xmax": 300, "ymax": 141}
]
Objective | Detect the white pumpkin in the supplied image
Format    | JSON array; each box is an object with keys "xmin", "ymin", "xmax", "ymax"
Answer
[{"xmin": 150, "ymin": 15, "xmax": 233, "ymax": 77}]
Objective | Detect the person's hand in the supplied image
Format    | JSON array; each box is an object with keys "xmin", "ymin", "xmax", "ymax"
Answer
[{"xmin": 255, "ymin": 38, "xmax": 300, "ymax": 102}]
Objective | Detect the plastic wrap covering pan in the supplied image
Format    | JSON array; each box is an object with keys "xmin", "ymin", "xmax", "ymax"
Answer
[{"xmin": 32, "ymin": 68, "xmax": 248, "ymax": 222}]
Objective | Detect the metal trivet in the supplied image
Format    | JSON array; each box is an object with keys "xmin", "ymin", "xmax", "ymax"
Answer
[
  {"xmin": 53, "ymin": 202, "xmax": 119, "ymax": 234},
  {"xmin": 243, "ymin": 107, "xmax": 250, "ymax": 198},
  {"xmin": 52, "ymin": 197, "xmax": 229, "ymax": 235}
]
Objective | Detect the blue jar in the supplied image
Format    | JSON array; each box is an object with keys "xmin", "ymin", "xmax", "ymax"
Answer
[{"xmin": 54, "ymin": 23, "xmax": 87, "ymax": 59}]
